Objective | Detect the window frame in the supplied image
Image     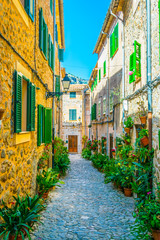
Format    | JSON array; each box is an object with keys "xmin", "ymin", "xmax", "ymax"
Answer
[
  {"xmin": 25, "ymin": 0, "xmax": 34, "ymax": 22},
  {"xmin": 70, "ymin": 92, "xmax": 76, "ymax": 99},
  {"xmin": 69, "ymin": 109, "xmax": 77, "ymax": 121}
]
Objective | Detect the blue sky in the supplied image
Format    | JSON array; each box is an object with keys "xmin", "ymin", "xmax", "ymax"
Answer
[{"xmin": 61, "ymin": 0, "xmax": 111, "ymax": 81}]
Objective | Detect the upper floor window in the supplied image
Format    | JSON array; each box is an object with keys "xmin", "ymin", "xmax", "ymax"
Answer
[
  {"xmin": 103, "ymin": 97, "xmax": 106, "ymax": 114},
  {"xmin": 98, "ymin": 101, "xmax": 101, "ymax": 116},
  {"xmin": 129, "ymin": 40, "xmax": 141, "ymax": 84},
  {"xmin": 70, "ymin": 92, "xmax": 76, "ymax": 98},
  {"xmin": 39, "ymin": 8, "xmax": 48, "ymax": 60},
  {"xmin": 20, "ymin": 0, "xmax": 34, "ymax": 21},
  {"xmin": 103, "ymin": 60, "xmax": 106, "ymax": 76},
  {"xmin": 99, "ymin": 69, "xmax": 101, "ymax": 81},
  {"xmin": 69, "ymin": 109, "xmax": 77, "ymax": 121},
  {"xmin": 50, "ymin": 0, "xmax": 53, "ymax": 15},
  {"xmin": 48, "ymin": 34, "xmax": 54, "ymax": 71},
  {"xmin": 14, "ymin": 71, "xmax": 35, "ymax": 133},
  {"xmin": 110, "ymin": 23, "xmax": 119, "ymax": 58}
]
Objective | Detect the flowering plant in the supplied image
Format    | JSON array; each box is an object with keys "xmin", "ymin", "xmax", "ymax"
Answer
[{"xmin": 111, "ymin": 149, "xmax": 115, "ymax": 152}]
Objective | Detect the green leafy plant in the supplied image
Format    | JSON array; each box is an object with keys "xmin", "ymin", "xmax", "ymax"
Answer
[
  {"xmin": 91, "ymin": 153, "xmax": 109, "ymax": 171},
  {"xmin": 124, "ymin": 116, "xmax": 134, "ymax": 128},
  {"xmin": 82, "ymin": 148, "xmax": 91, "ymax": 160},
  {"xmin": 139, "ymin": 129, "xmax": 148, "ymax": 139},
  {"xmin": 121, "ymin": 133, "xmax": 131, "ymax": 144},
  {"xmin": 0, "ymin": 195, "xmax": 44, "ymax": 240},
  {"xmin": 37, "ymin": 168, "xmax": 64, "ymax": 194}
]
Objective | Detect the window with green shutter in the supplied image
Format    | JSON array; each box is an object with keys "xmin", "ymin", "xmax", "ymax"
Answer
[
  {"xmin": 110, "ymin": 23, "xmax": 119, "ymax": 58},
  {"xmin": 55, "ymin": 24, "xmax": 58, "ymax": 42},
  {"xmin": 70, "ymin": 92, "xmax": 76, "ymax": 98},
  {"xmin": 103, "ymin": 98, "xmax": 106, "ymax": 114},
  {"xmin": 95, "ymin": 76, "xmax": 97, "ymax": 86},
  {"xmin": 50, "ymin": 0, "xmax": 53, "ymax": 15},
  {"xmin": 103, "ymin": 60, "xmax": 106, "ymax": 76},
  {"xmin": 14, "ymin": 71, "xmax": 35, "ymax": 133},
  {"xmin": 45, "ymin": 108, "xmax": 52, "ymax": 143},
  {"xmin": 58, "ymin": 47, "xmax": 64, "ymax": 62},
  {"xmin": 55, "ymin": 75, "xmax": 60, "ymax": 98},
  {"xmin": 25, "ymin": 0, "xmax": 34, "ymax": 21},
  {"xmin": 98, "ymin": 101, "xmax": 101, "ymax": 116},
  {"xmin": 129, "ymin": 40, "xmax": 141, "ymax": 84},
  {"xmin": 48, "ymin": 35, "xmax": 54, "ymax": 71},
  {"xmin": 39, "ymin": 8, "xmax": 48, "ymax": 59},
  {"xmin": 99, "ymin": 69, "xmax": 101, "ymax": 81},
  {"xmin": 69, "ymin": 109, "xmax": 77, "ymax": 121}
]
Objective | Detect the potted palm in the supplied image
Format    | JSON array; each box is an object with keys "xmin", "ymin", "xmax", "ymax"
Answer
[{"xmin": 124, "ymin": 116, "xmax": 134, "ymax": 134}]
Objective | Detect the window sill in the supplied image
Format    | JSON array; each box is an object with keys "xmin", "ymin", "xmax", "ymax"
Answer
[
  {"xmin": 14, "ymin": 132, "xmax": 31, "ymax": 145},
  {"xmin": 12, "ymin": 0, "xmax": 30, "ymax": 27}
]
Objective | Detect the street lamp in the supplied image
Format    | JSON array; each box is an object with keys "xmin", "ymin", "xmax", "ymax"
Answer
[{"xmin": 46, "ymin": 74, "xmax": 71, "ymax": 99}]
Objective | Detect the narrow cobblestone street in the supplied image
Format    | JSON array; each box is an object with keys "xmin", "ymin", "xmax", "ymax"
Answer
[{"xmin": 32, "ymin": 154, "xmax": 135, "ymax": 240}]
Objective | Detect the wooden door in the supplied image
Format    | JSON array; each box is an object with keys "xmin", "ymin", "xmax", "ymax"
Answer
[{"xmin": 68, "ymin": 135, "xmax": 78, "ymax": 153}]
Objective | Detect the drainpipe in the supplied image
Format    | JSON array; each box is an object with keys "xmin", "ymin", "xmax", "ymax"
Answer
[
  {"xmin": 89, "ymin": 89, "xmax": 92, "ymax": 139},
  {"xmin": 146, "ymin": 0, "xmax": 152, "ymax": 151},
  {"xmin": 106, "ymin": 36, "xmax": 110, "ymax": 156},
  {"xmin": 110, "ymin": 10, "xmax": 125, "ymax": 132}
]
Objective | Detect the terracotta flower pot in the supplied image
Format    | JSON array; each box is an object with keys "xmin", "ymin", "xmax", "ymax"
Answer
[
  {"xmin": 9, "ymin": 235, "xmax": 22, "ymax": 240},
  {"xmin": 141, "ymin": 136, "xmax": 149, "ymax": 146},
  {"xmin": 124, "ymin": 188, "xmax": 132, "ymax": 197},
  {"xmin": 0, "ymin": 109, "xmax": 4, "ymax": 120},
  {"xmin": 152, "ymin": 229, "xmax": 160, "ymax": 240},
  {"xmin": 125, "ymin": 128, "xmax": 130, "ymax": 134},
  {"xmin": 112, "ymin": 152, "xmax": 116, "ymax": 157},
  {"xmin": 140, "ymin": 116, "xmax": 147, "ymax": 125}
]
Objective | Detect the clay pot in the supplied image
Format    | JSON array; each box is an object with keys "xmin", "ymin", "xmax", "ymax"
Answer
[
  {"xmin": 152, "ymin": 229, "xmax": 160, "ymax": 240},
  {"xmin": 124, "ymin": 128, "xmax": 130, "ymax": 134},
  {"xmin": 141, "ymin": 136, "xmax": 149, "ymax": 146},
  {"xmin": 9, "ymin": 235, "xmax": 22, "ymax": 240},
  {"xmin": 140, "ymin": 116, "xmax": 147, "ymax": 125},
  {"xmin": 0, "ymin": 109, "xmax": 4, "ymax": 120},
  {"xmin": 112, "ymin": 152, "xmax": 116, "ymax": 157},
  {"xmin": 124, "ymin": 188, "xmax": 132, "ymax": 197}
]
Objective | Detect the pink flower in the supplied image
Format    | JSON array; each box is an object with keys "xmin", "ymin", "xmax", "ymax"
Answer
[
  {"xmin": 129, "ymin": 71, "xmax": 134, "ymax": 76},
  {"xmin": 147, "ymin": 192, "xmax": 152, "ymax": 195},
  {"xmin": 132, "ymin": 154, "xmax": 136, "ymax": 157},
  {"xmin": 115, "ymin": 147, "xmax": 117, "ymax": 149}
]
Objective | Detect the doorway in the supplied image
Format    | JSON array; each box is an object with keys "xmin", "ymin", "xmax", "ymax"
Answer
[{"xmin": 68, "ymin": 135, "xmax": 78, "ymax": 153}]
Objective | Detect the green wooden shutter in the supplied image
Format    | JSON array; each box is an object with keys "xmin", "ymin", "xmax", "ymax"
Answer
[
  {"xmin": 27, "ymin": 81, "xmax": 31, "ymax": 131},
  {"xmin": 14, "ymin": 71, "xmax": 22, "ymax": 133},
  {"xmin": 99, "ymin": 69, "xmax": 101, "ymax": 81},
  {"xmin": 103, "ymin": 60, "xmax": 106, "ymax": 76},
  {"xmin": 37, "ymin": 105, "xmax": 42, "ymax": 146},
  {"xmin": 112, "ymin": 33, "xmax": 115, "ymax": 56},
  {"xmin": 95, "ymin": 75, "xmax": 97, "ymax": 85},
  {"xmin": 55, "ymin": 24, "xmax": 58, "ymax": 42},
  {"xmin": 44, "ymin": 24, "xmax": 48, "ymax": 59},
  {"xmin": 134, "ymin": 41, "xmax": 141, "ymax": 79},
  {"xmin": 73, "ymin": 110, "xmax": 77, "ymax": 120},
  {"xmin": 69, "ymin": 109, "xmax": 72, "ymax": 120},
  {"xmin": 50, "ymin": 0, "xmax": 53, "ymax": 15},
  {"xmin": 30, "ymin": 83, "xmax": 36, "ymax": 131},
  {"xmin": 55, "ymin": 76, "xmax": 60, "ymax": 93},
  {"xmin": 59, "ymin": 48, "xmax": 64, "ymax": 62},
  {"xmin": 45, "ymin": 108, "xmax": 52, "ymax": 144},
  {"xmin": 129, "ymin": 53, "xmax": 135, "ymax": 83},
  {"xmin": 114, "ymin": 23, "xmax": 119, "ymax": 51},
  {"xmin": 39, "ymin": 8, "xmax": 43, "ymax": 50},
  {"xmin": 95, "ymin": 103, "xmax": 97, "ymax": 119}
]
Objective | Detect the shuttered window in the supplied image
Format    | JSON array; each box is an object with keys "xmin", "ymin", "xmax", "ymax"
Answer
[
  {"xmin": 98, "ymin": 101, "xmax": 101, "ymax": 116},
  {"xmin": 70, "ymin": 92, "xmax": 76, "ymax": 98},
  {"xmin": 103, "ymin": 98, "xmax": 106, "ymax": 114},
  {"xmin": 25, "ymin": 0, "xmax": 34, "ymax": 21},
  {"xmin": 55, "ymin": 24, "xmax": 58, "ymax": 42},
  {"xmin": 37, "ymin": 105, "xmax": 52, "ymax": 146},
  {"xmin": 109, "ymin": 90, "xmax": 114, "ymax": 112},
  {"xmin": 129, "ymin": 41, "xmax": 141, "ymax": 84},
  {"xmin": 95, "ymin": 76, "xmax": 97, "ymax": 86},
  {"xmin": 39, "ymin": 8, "xmax": 48, "ymax": 59},
  {"xmin": 91, "ymin": 104, "xmax": 97, "ymax": 120},
  {"xmin": 110, "ymin": 23, "xmax": 119, "ymax": 58},
  {"xmin": 48, "ymin": 35, "xmax": 54, "ymax": 71},
  {"xmin": 99, "ymin": 69, "xmax": 101, "ymax": 81},
  {"xmin": 50, "ymin": 0, "xmax": 53, "ymax": 15},
  {"xmin": 58, "ymin": 47, "xmax": 64, "ymax": 62},
  {"xmin": 14, "ymin": 71, "xmax": 35, "ymax": 133},
  {"xmin": 103, "ymin": 60, "xmax": 106, "ymax": 76},
  {"xmin": 69, "ymin": 109, "xmax": 77, "ymax": 121}
]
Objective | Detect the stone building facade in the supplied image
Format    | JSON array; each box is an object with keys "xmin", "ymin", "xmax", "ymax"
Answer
[
  {"xmin": 61, "ymin": 84, "xmax": 90, "ymax": 154},
  {"xmin": 0, "ymin": 0, "xmax": 64, "ymax": 202}
]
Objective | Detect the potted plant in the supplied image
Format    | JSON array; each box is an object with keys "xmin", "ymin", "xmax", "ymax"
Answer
[
  {"xmin": 121, "ymin": 164, "xmax": 134, "ymax": 197},
  {"xmin": 0, "ymin": 109, "xmax": 4, "ymax": 120},
  {"xmin": 139, "ymin": 129, "xmax": 149, "ymax": 147},
  {"xmin": 124, "ymin": 116, "xmax": 134, "ymax": 134},
  {"xmin": 122, "ymin": 133, "xmax": 131, "ymax": 145},
  {"xmin": 37, "ymin": 168, "xmax": 64, "ymax": 198},
  {"xmin": 137, "ymin": 100, "xmax": 147, "ymax": 124},
  {"xmin": 111, "ymin": 148, "xmax": 116, "ymax": 157},
  {"xmin": 0, "ymin": 195, "xmax": 44, "ymax": 240}
]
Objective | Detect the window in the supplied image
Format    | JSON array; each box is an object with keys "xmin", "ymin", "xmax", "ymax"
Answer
[
  {"xmin": 129, "ymin": 40, "xmax": 141, "ymax": 84},
  {"xmin": 14, "ymin": 71, "xmax": 35, "ymax": 133},
  {"xmin": 37, "ymin": 106, "xmax": 52, "ymax": 146},
  {"xmin": 103, "ymin": 60, "xmax": 106, "ymax": 76},
  {"xmin": 70, "ymin": 92, "xmax": 76, "ymax": 98},
  {"xmin": 91, "ymin": 84, "xmax": 94, "ymax": 92},
  {"xmin": 109, "ymin": 90, "xmax": 114, "ymax": 112},
  {"xmin": 50, "ymin": 0, "xmax": 53, "ymax": 15},
  {"xmin": 69, "ymin": 109, "xmax": 77, "ymax": 121},
  {"xmin": 55, "ymin": 24, "xmax": 58, "ymax": 42},
  {"xmin": 91, "ymin": 104, "xmax": 97, "ymax": 120},
  {"xmin": 48, "ymin": 34, "xmax": 54, "ymax": 70},
  {"xmin": 39, "ymin": 8, "xmax": 48, "ymax": 59},
  {"xmin": 20, "ymin": 0, "xmax": 34, "ymax": 21},
  {"xmin": 99, "ymin": 69, "xmax": 101, "ymax": 81},
  {"xmin": 103, "ymin": 97, "xmax": 106, "ymax": 114},
  {"xmin": 110, "ymin": 23, "xmax": 119, "ymax": 58},
  {"xmin": 58, "ymin": 46, "xmax": 64, "ymax": 62},
  {"xmin": 98, "ymin": 101, "xmax": 101, "ymax": 116}
]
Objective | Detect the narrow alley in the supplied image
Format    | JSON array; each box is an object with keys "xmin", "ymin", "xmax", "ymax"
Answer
[{"xmin": 32, "ymin": 155, "xmax": 135, "ymax": 240}]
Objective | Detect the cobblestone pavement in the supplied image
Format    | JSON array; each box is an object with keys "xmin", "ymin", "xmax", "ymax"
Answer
[{"xmin": 32, "ymin": 154, "xmax": 135, "ymax": 240}]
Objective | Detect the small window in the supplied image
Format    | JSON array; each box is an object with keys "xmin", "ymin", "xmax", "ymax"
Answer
[
  {"xmin": 70, "ymin": 92, "xmax": 76, "ymax": 98},
  {"xmin": 98, "ymin": 101, "xmax": 101, "ymax": 116},
  {"xmin": 109, "ymin": 91, "xmax": 114, "ymax": 112},
  {"xmin": 50, "ymin": 0, "xmax": 53, "ymax": 15},
  {"xmin": 69, "ymin": 109, "xmax": 77, "ymax": 121}
]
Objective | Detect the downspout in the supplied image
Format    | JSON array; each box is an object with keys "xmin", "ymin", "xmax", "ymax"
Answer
[
  {"xmin": 110, "ymin": 10, "xmax": 125, "ymax": 133},
  {"xmin": 106, "ymin": 36, "xmax": 110, "ymax": 156},
  {"xmin": 146, "ymin": 0, "xmax": 152, "ymax": 151},
  {"xmin": 89, "ymin": 88, "xmax": 92, "ymax": 139}
]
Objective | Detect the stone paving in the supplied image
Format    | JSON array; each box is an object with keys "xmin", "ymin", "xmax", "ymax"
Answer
[{"xmin": 32, "ymin": 154, "xmax": 135, "ymax": 240}]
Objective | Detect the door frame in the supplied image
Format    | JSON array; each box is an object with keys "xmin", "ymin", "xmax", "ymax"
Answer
[{"xmin": 68, "ymin": 135, "xmax": 78, "ymax": 153}]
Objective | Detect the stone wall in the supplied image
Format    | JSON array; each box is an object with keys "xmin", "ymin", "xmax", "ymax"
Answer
[{"xmin": 0, "ymin": 0, "xmax": 63, "ymax": 203}]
